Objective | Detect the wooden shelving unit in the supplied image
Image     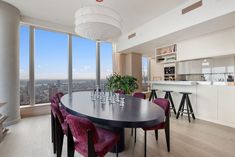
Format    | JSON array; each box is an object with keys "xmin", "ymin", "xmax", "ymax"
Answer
[
  {"xmin": 155, "ymin": 44, "xmax": 177, "ymax": 81},
  {"xmin": 0, "ymin": 102, "xmax": 8, "ymax": 143},
  {"xmin": 156, "ymin": 44, "xmax": 177, "ymax": 63}
]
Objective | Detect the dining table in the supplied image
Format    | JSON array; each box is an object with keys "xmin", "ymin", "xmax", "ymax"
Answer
[{"xmin": 61, "ymin": 91, "xmax": 165, "ymax": 152}]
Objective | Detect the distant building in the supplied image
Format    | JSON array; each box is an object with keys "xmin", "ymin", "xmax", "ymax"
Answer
[{"xmin": 49, "ymin": 85, "xmax": 58, "ymax": 99}]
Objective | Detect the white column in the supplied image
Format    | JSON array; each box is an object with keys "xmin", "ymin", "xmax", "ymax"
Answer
[
  {"xmin": 29, "ymin": 26, "xmax": 35, "ymax": 105},
  {"xmin": 96, "ymin": 41, "xmax": 101, "ymax": 86},
  {"xmin": 68, "ymin": 34, "xmax": 73, "ymax": 96},
  {"xmin": 0, "ymin": 1, "xmax": 21, "ymax": 125}
]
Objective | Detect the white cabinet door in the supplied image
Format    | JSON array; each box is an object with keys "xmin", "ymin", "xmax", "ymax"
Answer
[
  {"xmin": 196, "ymin": 85, "xmax": 218, "ymax": 122},
  {"xmin": 218, "ymin": 86, "xmax": 235, "ymax": 128}
]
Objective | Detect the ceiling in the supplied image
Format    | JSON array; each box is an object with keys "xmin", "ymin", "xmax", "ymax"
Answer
[
  {"xmin": 120, "ymin": 11, "xmax": 235, "ymax": 57},
  {"xmin": 3, "ymin": 0, "xmax": 188, "ymax": 33}
]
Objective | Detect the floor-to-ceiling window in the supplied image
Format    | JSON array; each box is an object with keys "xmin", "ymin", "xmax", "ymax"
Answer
[
  {"xmin": 34, "ymin": 29, "xmax": 68, "ymax": 104},
  {"xmin": 19, "ymin": 26, "xmax": 113, "ymax": 105},
  {"xmin": 72, "ymin": 36, "xmax": 96, "ymax": 92},
  {"xmin": 142, "ymin": 56, "xmax": 149, "ymax": 91},
  {"xmin": 19, "ymin": 25, "xmax": 30, "ymax": 106},
  {"xmin": 100, "ymin": 42, "xmax": 113, "ymax": 88}
]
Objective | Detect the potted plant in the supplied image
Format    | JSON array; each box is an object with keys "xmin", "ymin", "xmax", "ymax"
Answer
[{"xmin": 106, "ymin": 73, "xmax": 138, "ymax": 94}]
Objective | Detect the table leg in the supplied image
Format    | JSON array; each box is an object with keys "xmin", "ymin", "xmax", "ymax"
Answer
[{"xmin": 111, "ymin": 128, "xmax": 125, "ymax": 153}]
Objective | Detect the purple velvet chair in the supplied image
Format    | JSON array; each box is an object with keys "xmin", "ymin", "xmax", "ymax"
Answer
[
  {"xmin": 133, "ymin": 92, "xmax": 146, "ymax": 99},
  {"xmin": 66, "ymin": 115, "xmax": 120, "ymax": 157},
  {"xmin": 51, "ymin": 104, "xmax": 68, "ymax": 157},
  {"xmin": 50, "ymin": 92, "xmax": 67, "ymax": 155},
  {"xmin": 114, "ymin": 90, "xmax": 125, "ymax": 94},
  {"xmin": 132, "ymin": 92, "xmax": 146, "ymax": 142},
  {"xmin": 142, "ymin": 98, "xmax": 170, "ymax": 157}
]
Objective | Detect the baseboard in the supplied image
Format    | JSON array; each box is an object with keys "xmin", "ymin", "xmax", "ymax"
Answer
[{"xmin": 20, "ymin": 104, "xmax": 50, "ymax": 118}]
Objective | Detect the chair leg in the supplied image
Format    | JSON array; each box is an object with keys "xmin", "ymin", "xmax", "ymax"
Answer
[
  {"xmin": 155, "ymin": 130, "xmax": 158, "ymax": 141},
  {"xmin": 51, "ymin": 113, "xmax": 56, "ymax": 154},
  {"xmin": 55, "ymin": 118, "xmax": 64, "ymax": 157},
  {"xmin": 134, "ymin": 128, "xmax": 137, "ymax": 143},
  {"xmin": 116, "ymin": 144, "xmax": 119, "ymax": 157},
  {"xmin": 165, "ymin": 117, "xmax": 170, "ymax": 152},
  {"xmin": 144, "ymin": 131, "xmax": 147, "ymax": 157},
  {"xmin": 165, "ymin": 128, "xmax": 170, "ymax": 152},
  {"xmin": 67, "ymin": 126, "xmax": 75, "ymax": 157},
  {"xmin": 51, "ymin": 112, "xmax": 54, "ymax": 143}
]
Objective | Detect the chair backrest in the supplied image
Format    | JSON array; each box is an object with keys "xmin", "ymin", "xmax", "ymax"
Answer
[
  {"xmin": 56, "ymin": 92, "xmax": 64, "ymax": 102},
  {"xmin": 133, "ymin": 92, "xmax": 146, "ymax": 99},
  {"xmin": 66, "ymin": 115, "xmax": 99, "ymax": 144},
  {"xmin": 153, "ymin": 98, "xmax": 170, "ymax": 116},
  {"xmin": 50, "ymin": 92, "xmax": 64, "ymax": 106},
  {"xmin": 51, "ymin": 103, "xmax": 64, "ymax": 124},
  {"xmin": 115, "ymin": 90, "xmax": 125, "ymax": 94}
]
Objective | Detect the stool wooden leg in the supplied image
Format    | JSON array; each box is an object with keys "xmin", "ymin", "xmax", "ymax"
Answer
[
  {"xmin": 149, "ymin": 90, "xmax": 154, "ymax": 101},
  {"xmin": 176, "ymin": 95, "xmax": 185, "ymax": 119},
  {"xmin": 164, "ymin": 92, "xmax": 168, "ymax": 99},
  {"xmin": 169, "ymin": 94, "xmax": 176, "ymax": 115},
  {"xmin": 153, "ymin": 90, "xmax": 157, "ymax": 99},
  {"xmin": 187, "ymin": 95, "xmax": 196, "ymax": 119},
  {"xmin": 149, "ymin": 90, "xmax": 157, "ymax": 101},
  {"xmin": 186, "ymin": 98, "xmax": 191, "ymax": 123}
]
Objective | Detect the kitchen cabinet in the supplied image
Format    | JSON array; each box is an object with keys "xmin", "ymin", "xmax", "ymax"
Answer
[{"xmin": 177, "ymin": 27, "xmax": 235, "ymax": 61}]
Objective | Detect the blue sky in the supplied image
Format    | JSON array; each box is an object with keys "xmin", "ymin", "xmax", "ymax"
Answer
[{"xmin": 20, "ymin": 25, "xmax": 113, "ymax": 80}]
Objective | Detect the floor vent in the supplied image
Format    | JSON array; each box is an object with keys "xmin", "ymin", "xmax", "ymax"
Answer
[{"xmin": 182, "ymin": 0, "xmax": 203, "ymax": 15}]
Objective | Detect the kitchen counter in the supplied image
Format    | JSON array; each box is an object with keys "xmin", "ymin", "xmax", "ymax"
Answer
[
  {"xmin": 149, "ymin": 81, "xmax": 197, "ymax": 86},
  {"xmin": 149, "ymin": 81, "xmax": 235, "ymax": 128},
  {"xmin": 149, "ymin": 81, "xmax": 235, "ymax": 86}
]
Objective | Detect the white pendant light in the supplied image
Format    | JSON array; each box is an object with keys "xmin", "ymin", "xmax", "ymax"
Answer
[{"xmin": 75, "ymin": 5, "xmax": 122, "ymax": 41}]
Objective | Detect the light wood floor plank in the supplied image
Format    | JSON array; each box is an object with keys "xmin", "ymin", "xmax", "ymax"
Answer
[{"xmin": 0, "ymin": 115, "xmax": 235, "ymax": 157}]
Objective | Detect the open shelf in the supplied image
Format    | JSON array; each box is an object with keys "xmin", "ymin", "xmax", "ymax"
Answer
[
  {"xmin": 156, "ymin": 44, "xmax": 177, "ymax": 63},
  {"xmin": 156, "ymin": 52, "xmax": 176, "ymax": 57}
]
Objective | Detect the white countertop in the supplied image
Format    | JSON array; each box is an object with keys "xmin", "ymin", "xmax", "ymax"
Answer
[
  {"xmin": 149, "ymin": 81, "xmax": 197, "ymax": 86},
  {"xmin": 149, "ymin": 81, "xmax": 235, "ymax": 86}
]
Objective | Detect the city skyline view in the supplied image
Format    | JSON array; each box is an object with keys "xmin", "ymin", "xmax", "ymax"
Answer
[
  {"xmin": 19, "ymin": 25, "xmax": 113, "ymax": 105},
  {"xmin": 20, "ymin": 25, "xmax": 113, "ymax": 80}
]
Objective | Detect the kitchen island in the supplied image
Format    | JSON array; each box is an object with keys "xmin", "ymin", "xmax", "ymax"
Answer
[{"xmin": 150, "ymin": 81, "xmax": 235, "ymax": 128}]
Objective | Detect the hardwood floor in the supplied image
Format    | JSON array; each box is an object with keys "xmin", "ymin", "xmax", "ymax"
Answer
[{"xmin": 0, "ymin": 115, "xmax": 235, "ymax": 157}]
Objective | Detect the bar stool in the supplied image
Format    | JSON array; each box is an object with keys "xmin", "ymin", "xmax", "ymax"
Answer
[
  {"xmin": 176, "ymin": 92, "xmax": 195, "ymax": 122},
  {"xmin": 148, "ymin": 89, "xmax": 157, "ymax": 101},
  {"xmin": 163, "ymin": 90, "xmax": 177, "ymax": 115}
]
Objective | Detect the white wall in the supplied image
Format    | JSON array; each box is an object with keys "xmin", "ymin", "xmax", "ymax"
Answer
[
  {"xmin": 177, "ymin": 27, "xmax": 235, "ymax": 61},
  {"xmin": 149, "ymin": 58, "xmax": 164, "ymax": 80},
  {"xmin": 117, "ymin": 0, "xmax": 235, "ymax": 53},
  {"xmin": 0, "ymin": 1, "xmax": 21, "ymax": 125}
]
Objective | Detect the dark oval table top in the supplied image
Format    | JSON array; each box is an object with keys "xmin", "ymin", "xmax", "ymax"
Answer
[{"xmin": 61, "ymin": 91, "xmax": 165, "ymax": 128}]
